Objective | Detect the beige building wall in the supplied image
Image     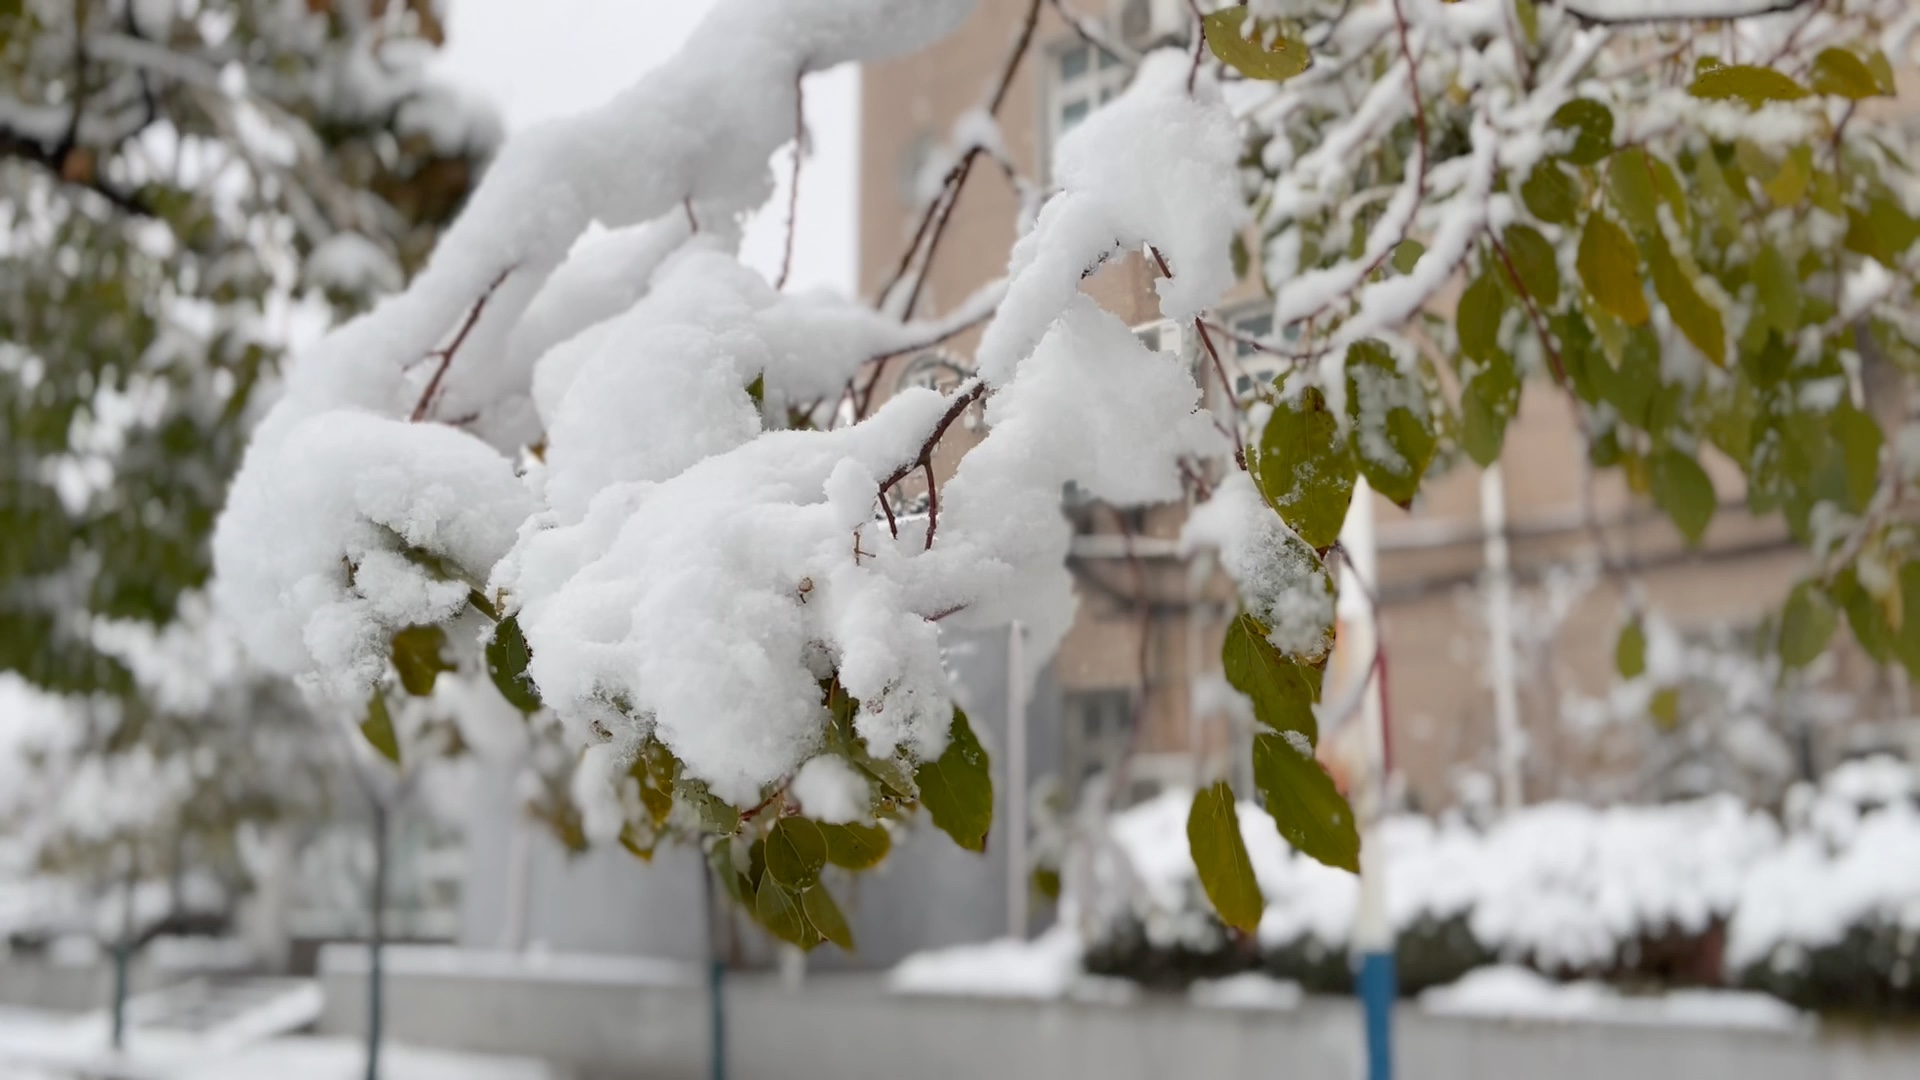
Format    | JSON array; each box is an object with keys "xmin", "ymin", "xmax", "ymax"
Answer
[{"xmin": 857, "ymin": 1, "xmax": 1872, "ymax": 809}]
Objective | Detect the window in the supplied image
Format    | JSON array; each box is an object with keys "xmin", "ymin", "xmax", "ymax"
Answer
[
  {"xmin": 1062, "ymin": 689, "xmax": 1136, "ymax": 795},
  {"xmin": 1047, "ymin": 42, "xmax": 1129, "ymax": 167},
  {"xmin": 1226, "ymin": 308, "xmax": 1301, "ymax": 398}
]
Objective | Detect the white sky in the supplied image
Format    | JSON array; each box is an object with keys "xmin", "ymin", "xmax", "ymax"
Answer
[{"xmin": 433, "ymin": 0, "xmax": 860, "ymax": 295}]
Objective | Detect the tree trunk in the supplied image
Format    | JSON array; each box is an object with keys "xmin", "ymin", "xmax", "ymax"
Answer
[{"xmin": 110, "ymin": 848, "xmax": 137, "ymax": 1052}]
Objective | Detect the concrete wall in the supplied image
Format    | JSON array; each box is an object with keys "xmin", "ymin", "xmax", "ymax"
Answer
[
  {"xmin": 0, "ymin": 960, "xmax": 170, "ymax": 1013},
  {"xmin": 316, "ymin": 948, "xmax": 1920, "ymax": 1080}
]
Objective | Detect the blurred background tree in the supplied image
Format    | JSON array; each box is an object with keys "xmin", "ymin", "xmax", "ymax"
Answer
[{"xmin": 0, "ymin": 0, "xmax": 496, "ymax": 957}]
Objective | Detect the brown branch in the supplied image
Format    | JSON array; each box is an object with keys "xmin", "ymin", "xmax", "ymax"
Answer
[
  {"xmin": 776, "ymin": 71, "xmax": 805, "ymax": 291},
  {"xmin": 879, "ymin": 382, "xmax": 986, "ymax": 493},
  {"xmin": 1184, "ymin": 0, "xmax": 1208, "ymax": 95},
  {"xmin": 1484, "ymin": 228, "xmax": 1570, "ymax": 390},
  {"xmin": 922, "ymin": 460, "xmax": 940, "ymax": 551},
  {"xmin": 872, "ymin": 0, "xmax": 1042, "ymax": 314},
  {"xmin": 852, "ymin": 302, "xmax": 999, "ymax": 420},
  {"xmin": 1050, "ymin": 0, "xmax": 1139, "ymax": 66},
  {"xmin": 411, "ymin": 268, "xmax": 512, "ymax": 423}
]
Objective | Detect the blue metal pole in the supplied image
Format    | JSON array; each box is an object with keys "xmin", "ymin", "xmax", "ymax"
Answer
[{"xmin": 1359, "ymin": 950, "xmax": 1397, "ymax": 1080}]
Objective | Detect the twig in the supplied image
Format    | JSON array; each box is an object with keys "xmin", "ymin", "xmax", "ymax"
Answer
[
  {"xmin": 776, "ymin": 71, "xmax": 805, "ymax": 291},
  {"xmin": 1184, "ymin": 0, "xmax": 1208, "ymax": 94},
  {"xmin": 1148, "ymin": 246, "xmax": 1246, "ymax": 462},
  {"xmin": 878, "ymin": 382, "xmax": 987, "ymax": 493},
  {"xmin": 1049, "ymin": 0, "xmax": 1140, "ymax": 66},
  {"xmin": 1484, "ymin": 228, "xmax": 1571, "ymax": 389},
  {"xmin": 852, "ymin": 303, "xmax": 999, "ymax": 419},
  {"xmin": 410, "ymin": 268, "xmax": 512, "ymax": 423},
  {"xmin": 873, "ymin": 0, "xmax": 1042, "ymax": 314},
  {"xmin": 922, "ymin": 461, "xmax": 940, "ymax": 551}
]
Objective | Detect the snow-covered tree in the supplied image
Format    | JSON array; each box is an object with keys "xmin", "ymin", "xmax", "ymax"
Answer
[{"xmin": 211, "ymin": 0, "xmax": 1920, "ymax": 945}]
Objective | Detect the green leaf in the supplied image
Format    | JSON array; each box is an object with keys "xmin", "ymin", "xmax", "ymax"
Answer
[
  {"xmin": 1831, "ymin": 569, "xmax": 1894, "ymax": 664},
  {"xmin": 1607, "ymin": 148, "xmax": 1661, "ymax": 236},
  {"xmin": 1187, "ymin": 783, "xmax": 1264, "ymax": 933},
  {"xmin": 1501, "ymin": 224, "xmax": 1559, "ymax": 305},
  {"xmin": 1649, "ymin": 686, "xmax": 1680, "ymax": 730},
  {"xmin": 1033, "ymin": 866, "xmax": 1062, "ymax": 901},
  {"xmin": 1577, "ymin": 215, "xmax": 1649, "ymax": 326},
  {"xmin": 1255, "ymin": 385, "xmax": 1357, "ymax": 550},
  {"xmin": 1645, "ymin": 234, "xmax": 1725, "ymax": 365},
  {"xmin": 1779, "ymin": 580, "xmax": 1838, "ymax": 669},
  {"xmin": 820, "ymin": 822, "xmax": 891, "ymax": 870},
  {"xmin": 1513, "ymin": 0, "xmax": 1538, "ymax": 43},
  {"xmin": 1550, "ymin": 99, "xmax": 1614, "ymax": 165},
  {"xmin": 765, "ymin": 817, "xmax": 828, "ymax": 889},
  {"xmin": 1252, "ymin": 733, "xmax": 1359, "ymax": 873},
  {"xmin": 1460, "ymin": 353, "xmax": 1520, "ymax": 468},
  {"xmin": 1223, "ymin": 614, "xmax": 1323, "ymax": 739},
  {"xmin": 1751, "ymin": 244, "xmax": 1801, "ymax": 338},
  {"xmin": 755, "ymin": 876, "xmax": 819, "ymax": 949},
  {"xmin": 1231, "ymin": 234, "xmax": 1251, "ymax": 280},
  {"xmin": 1651, "ymin": 450, "xmax": 1716, "ymax": 545},
  {"xmin": 1391, "ymin": 239, "xmax": 1425, "ymax": 274},
  {"xmin": 1615, "ymin": 619, "xmax": 1646, "ymax": 680},
  {"xmin": 1458, "ymin": 269, "xmax": 1506, "ymax": 362},
  {"xmin": 1202, "ymin": 9, "xmax": 1312, "ymax": 82},
  {"xmin": 802, "ymin": 884, "xmax": 855, "ymax": 951},
  {"xmin": 1688, "ymin": 65, "xmax": 1809, "ymax": 106},
  {"xmin": 1344, "ymin": 339, "xmax": 1436, "ymax": 507},
  {"xmin": 361, "ymin": 691, "xmax": 401, "ymax": 764},
  {"xmin": 1867, "ymin": 50, "xmax": 1897, "ymax": 96},
  {"xmin": 485, "ymin": 614, "xmax": 542, "ymax": 712},
  {"xmin": 1894, "ymin": 564, "xmax": 1920, "ymax": 683},
  {"xmin": 1521, "ymin": 161, "xmax": 1579, "ymax": 225},
  {"xmin": 1809, "ymin": 48, "xmax": 1883, "ymax": 100},
  {"xmin": 710, "ymin": 841, "xmax": 753, "ymax": 907},
  {"xmin": 390, "ymin": 624, "xmax": 453, "ymax": 697},
  {"xmin": 915, "ymin": 706, "xmax": 993, "ymax": 852}
]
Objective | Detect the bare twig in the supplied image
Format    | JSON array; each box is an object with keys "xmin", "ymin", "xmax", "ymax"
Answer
[
  {"xmin": 776, "ymin": 71, "xmax": 805, "ymax": 291},
  {"xmin": 1049, "ymin": 0, "xmax": 1141, "ymax": 66},
  {"xmin": 878, "ymin": 382, "xmax": 987, "ymax": 493},
  {"xmin": 410, "ymin": 268, "xmax": 513, "ymax": 423},
  {"xmin": 1484, "ymin": 228, "xmax": 1571, "ymax": 389},
  {"xmin": 873, "ymin": 0, "xmax": 1042, "ymax": 314},
  {"xmin": 923, "ymin": 461, "xmax": 941, "ymax": 550},
  {"xmin": 1148, "ymin": 246, "xmax": 1246, "ymax": 462}
]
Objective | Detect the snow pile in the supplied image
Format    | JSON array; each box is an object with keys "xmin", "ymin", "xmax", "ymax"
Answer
[
  {"xmin": 1099, "ymin": 788, "xmax": 1778, "ymax": 969},
  {"xmin": 889, "ymin": 926, "xmax": 1085, "ymax": 1000},
  {"xmin": 1081, "ymin": 763, "xmax": 1920, "ymax": 1009},
  {"xmin": 213, "ymin": 0, "xmax": 1241, "ymax": 824},
  {"xmin": 1421, "ymin": 965, "xmax": 1808, "ymax": 1031}
]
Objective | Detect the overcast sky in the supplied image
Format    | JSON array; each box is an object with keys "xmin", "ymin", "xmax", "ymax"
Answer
[{"xmin": 433, "ymin": 0, "xmax": 861, "ymax": 295}]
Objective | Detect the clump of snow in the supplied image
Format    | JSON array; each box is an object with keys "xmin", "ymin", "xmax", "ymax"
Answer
[
  {"xmin": 790, "ymin": 755, "xmax": 872, "ymax": 824},
  {"xmin": 1189, "ymin": 971, "xmax": 1305, "ymax": 1010},
  {"xmin": 1420, "ymin": 965, "xmax": 1808, "ymax": 1031},
  {"xmin": 889, "ymin": 925, "xmax": 1085, "ymax": 1000}
]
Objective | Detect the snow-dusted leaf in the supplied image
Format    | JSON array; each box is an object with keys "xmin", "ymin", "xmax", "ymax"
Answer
[
  {"xmin": 1458, "ymin": 269, "xmax": 1506, "ymax": 362},
  {"xmin": 1501, "ymin": 224, "xmax": 1559, "ymax": 307},
  {"xmin": 1256, "ymin": 385, "xmax": 1356, "ymax": 551},
  {"xmin": 1187, "ymin": 782, "xmax": 1263, "ymax": 933},
  {"xmin": 916, "ymin": 707, "xmax": 992, "ymax": 853},
  {"xmin": 1252, "ymin": 733, "xmax": 1359, "ymax": 873},
  {"xmin": 1202, "ymin": 9, "xmax": 1312, "ymax": 82},
  {"xmin": 1344, "ymin": 339, "xmax": 1435, "ymax": 507},
  {"xmin": 1578, "ymin": 215, "xmax": 1649, "ymax": 326},
  {"xmin": 1688, "ymin": 65, "xmax": 1808, "ymax": 106},
  {"xmin": 1223, "ymin": 613, "xmax": 1323, "ymax": 740},
  {"xmin": 1550, "ymin": 99, "xmax": 1614, "ymax": 165},
  {"xmin": 1522, "ymin": 161, "xmax": 1580, "ymax": 225}
]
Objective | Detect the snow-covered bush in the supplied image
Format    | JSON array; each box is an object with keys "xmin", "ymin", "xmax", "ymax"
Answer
[
  {"xmin": 1084, "ymin": 762, "xmax": 1920, "ymax": 1011},
  {"xmin": 207, "ymin": 0, "xmax": 1920, "ymax": 947}
]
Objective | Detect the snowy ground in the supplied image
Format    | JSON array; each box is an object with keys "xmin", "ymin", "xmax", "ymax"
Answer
[{"xmin": 0, "ymin": 1006, "xmax": 552, "ymax": 1080}]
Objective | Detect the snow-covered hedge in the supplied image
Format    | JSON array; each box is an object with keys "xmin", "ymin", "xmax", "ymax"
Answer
[{"xmin": 1083, "ymin": 758, "xmax": 1920, "ymax": 1011}]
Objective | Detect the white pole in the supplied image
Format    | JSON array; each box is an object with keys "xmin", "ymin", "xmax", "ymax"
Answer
[
  {"xmin": 1340, "ymin": 480, "xmax": 1394, "ymax": 1080},
  {"xmin": 1006, "ymin": 621, "xmax": 1029, "ymax": 939},
  {"xmin": 500, "ymin": 797, "xmax": 533, "ymax": 951},
  {"xmin": 1480, "ymin": 464, "xmax": 1525, "ymax": 811}
]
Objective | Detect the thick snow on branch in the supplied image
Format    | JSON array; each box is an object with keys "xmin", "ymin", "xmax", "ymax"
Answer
[{"xmin": 215, "ymin": 7, "xmax": 1240, "ymax": 807}]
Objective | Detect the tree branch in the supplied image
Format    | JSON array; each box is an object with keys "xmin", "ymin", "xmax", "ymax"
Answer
[
  {"xmin": 1148, "ymin": 246, "xmax": 1245, "ymax": 463},
  {"xmin": 776, "ymin": 71, "xmax": 805, "ymax": 291},
  {"xmin": 410, "ymin": 268, "xmax": 513, "ymax": 423}
]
